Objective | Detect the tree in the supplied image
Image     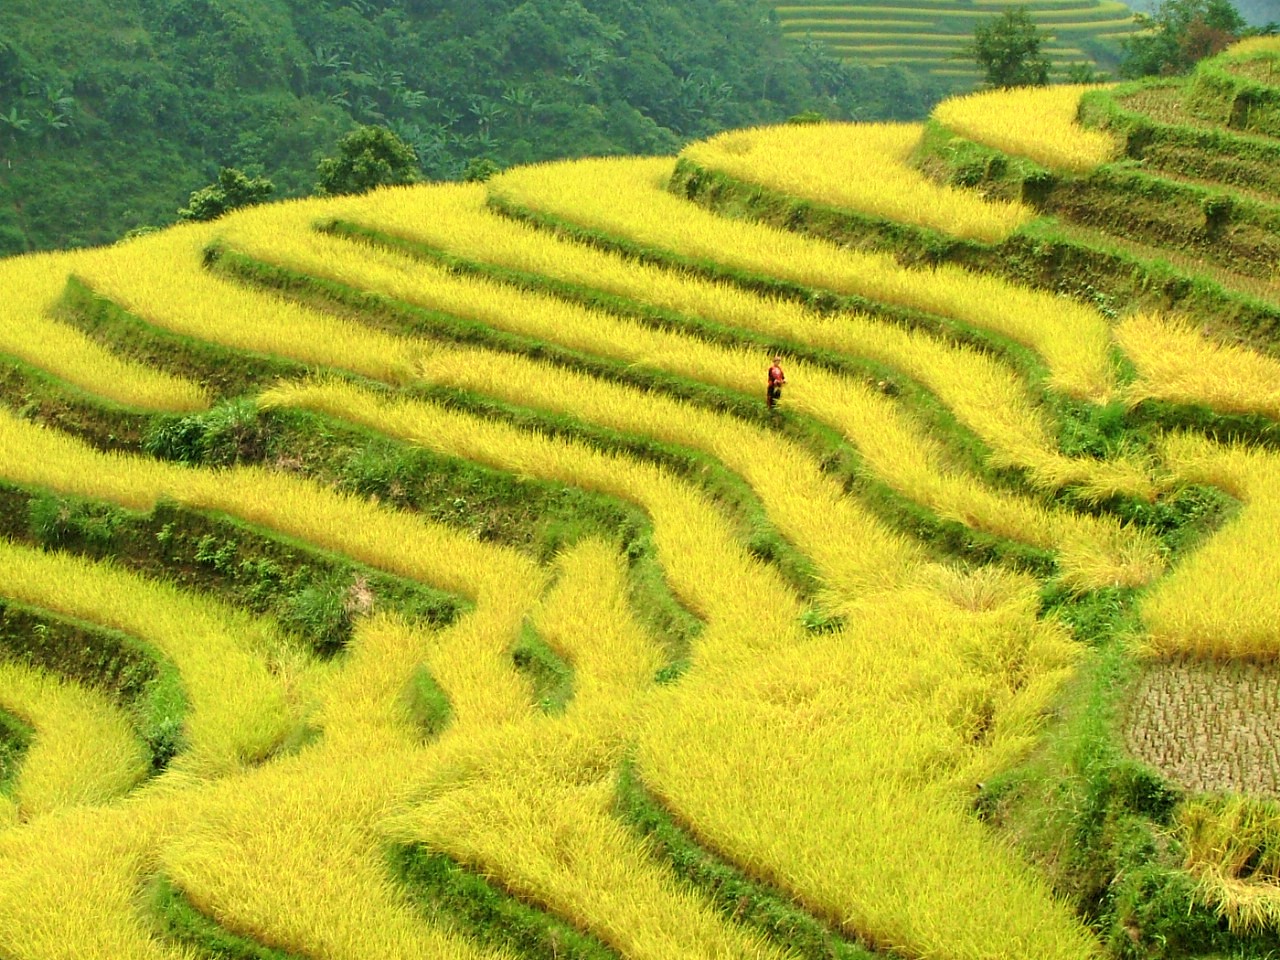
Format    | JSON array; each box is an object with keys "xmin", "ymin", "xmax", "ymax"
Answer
[
  {"xmin": 961, "ymin": 7, "xmax": 1051, "ymax": 88},
  {"xmin": 1120, "ymin": 0, "xmax": 1247, "ymax": 77},
  {"xmin": 315, "ymin": 124, "xmax": 419, "ymax": 196},
  {"xmin": 177, "ymin": 167, "xmax": 274, "ymax": 222}
]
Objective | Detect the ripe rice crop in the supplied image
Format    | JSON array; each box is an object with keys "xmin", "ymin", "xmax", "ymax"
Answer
[
  {"xmin": 88, "ymin": 199, "xmax": 1156, "ymax": 585},
  {"xmin": 1140, "ymin": 435, "xmax": 1280, "ymax": 659},
  {"xmin": 0, "ymin": 659, "xmax": 149, "ymax": 818},
  {"xmin": 489, "ymin": 156, "xmax": 1117, "ymax": 400},
  {"xmin": 680, "ymin": 122, "xmax": 1033, "ymax": 241},
  {"xmin": 267, "ymin": 336, "xmax": 1161, "ymax": 593},
  {"xmin": 0, "ymin": 806, "xmax": 195, "ymax": 958},
  {"xmin": 4, "ymin": 104, "xmax": 1273, "ymax": 956},
  {"xmin": 0, "ymin": 407, "xmax": 535, "ymax": 623},
  {"xmin": 932, "ymin": 85, "xmax": 1120, "ymax": 172},
  {"xmin": 340, "ymin": 185, "xmax": 1156, "ymax": 500},
  {"xmin": 258, "ymin": 377, "xmax": 1096, "ymax": 956},
  {"xmin": 261, "ymin": 377, "xmax": 807, "ymax": 643},
  {"xmin": 0, "ymin": 539, "xmax": 293, "ymax": 778},
  {"xmin": 0, "ymin": 251, "xmax": 207, "ymax": 412},
  {"xmin": 1181, "ymin": 796, "xmax": 1280, "ymax": 933},
  {"xmin": 638, "ymin": 581, "xmax": 1097, "ymax": 960},
  {"xmin": 1117, "ymin": 313, "xmax": 1280, "ymax": 419},
  {"xmin": 385, "ymin": 541, "xmax": 798, "ymax": 960},
  {"xmin": 77, "ymin": 228, "xmax": 424, "ymax": 387}
]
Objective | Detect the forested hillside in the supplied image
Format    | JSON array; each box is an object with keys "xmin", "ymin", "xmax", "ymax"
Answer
[{"xmin": 0, "ymin": 0, "xmax": 945, "ymax": 255}]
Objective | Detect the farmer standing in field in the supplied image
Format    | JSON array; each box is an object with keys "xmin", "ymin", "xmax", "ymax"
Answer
[{"xmin": 767, "ymin": 354, "xmax": 786, "ymax": 409}]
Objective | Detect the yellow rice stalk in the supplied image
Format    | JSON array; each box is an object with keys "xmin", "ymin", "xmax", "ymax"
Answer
[
  {"xmin": 152, "ymin": 578, "xmax": 533, "ymax": 958},
  {"xmin": 0, "ymin": 403, "xmax": 548, "ymax": 730},
  {"xmin": 75, "ymin": 225, "xmax": 423, "ymax": 387},
  {"xmin": 931, "ymin": 85, "xmax": 1120, "ymax": 172},
  {"xmin": 681, "ymin": 122, "xmax": 1032, "ymax": 241},
  {"xmin": 0, "ymin": 572, "xmax": 529, "ymax": 960},
  {"xmin": 637, "ymin": 584, "xmax": 1096, "ymax": 960},
  {"xmin": 159, "ymin": 748, "xmax": 517, "ymax": 960},
  {"xmin": 0, "ymin": 541, "xmax": 292, "ymax": 778},
  {"xmin": 0, "ymin": 805, "xmax": 198, "ymax": 959},
  {"xmin": 410, "ymin": 345, "xmax": 920, "ymax": 600},
  {"xmin": 385, "ymin": 543, "xmax": 792, "ymax": 960},
  {"xmin": 0, "ymin": 408, "xmax": 535, "ymax": 622},
  {"xmin": 489, "ymin": 156, "xmax": 1117, "ymax": 400},
  {"xmin": 263, "ymin": 363, "xmax": 1158, "ymax": 599},
  {"xmin": 1118, "ymin": 312, "xmax": 1280, "ymax": 420},
  {"xmin": 257, "ymin": 377, "xmax": 1095, "ymax": 953},
  {"xmin": 1182, "ymin": 796, "xmax": 1280, "ymax": 934},
  {"xmin": 1140, "ymin": 434, "xmax": 1280, "ymax": 658},
  {"xmin": 160, "ymin": 613, "xmax": 522, "ymax": 960},
  {"xmin": 0, "ymin": 251, "xmax": 207, "ymax": 412},
  {"xmin": 0, "ymin": 660, "xmax": 149, "ymax": 820},
  {"xmin": 530, "ymin": 538, "xmax": 665, "ymax": 715},
  {"xmin": 392, "ymin": 742, "xmax": 793, "ymax": 960},
  {"xmin": 334, "ymin": 184, "xmax": 1154, "ymax": 498},
  {"xmin": 213, "ymin": 200, "xmax": 1157, "ymax": 587}
]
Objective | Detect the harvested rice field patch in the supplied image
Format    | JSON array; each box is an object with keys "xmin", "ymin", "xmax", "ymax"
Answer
[{"xmin": 1125, "ymin": 658, "xmax": 1280, "ymax": 798}]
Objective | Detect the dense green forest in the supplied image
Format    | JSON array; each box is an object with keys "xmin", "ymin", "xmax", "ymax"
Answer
[{"xmin": 0, "ymin": 0, "xmax": 947, "ymax": 254}]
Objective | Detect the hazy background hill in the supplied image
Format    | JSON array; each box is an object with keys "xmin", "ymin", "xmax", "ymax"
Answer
[{"xmin": 0, "ymin": 0, "xmax": 949, "ymax": 255}]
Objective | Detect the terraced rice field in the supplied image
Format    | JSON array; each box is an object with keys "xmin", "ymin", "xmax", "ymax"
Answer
[
  {"xmin": 2, "ymin": 68, "xmax": 1280, "ymax": 958},
  {"xmin": 768, "ymin": 0, "xmax": 1141, "ymax": 88}
]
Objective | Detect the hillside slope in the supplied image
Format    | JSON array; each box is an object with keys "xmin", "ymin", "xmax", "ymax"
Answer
[
  {"xmin": 2, "ymin": 38, "xmax": 1280, "ymax": 960},
  {"xmin": 766, "ymin": 0, "xmax": 1141, "ymax": 90},
  {"xmin": 0, "ymin": 0, "xmax": 945, "ymax": 256}
]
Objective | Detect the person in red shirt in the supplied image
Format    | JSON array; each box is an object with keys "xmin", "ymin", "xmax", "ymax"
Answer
[{"xmin": 767, "ymin": 355, "xmax": 786, "ymax": 409}]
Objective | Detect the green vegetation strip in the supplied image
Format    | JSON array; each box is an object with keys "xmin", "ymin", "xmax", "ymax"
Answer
[
  {"xmin": 0, "ymin": 354, "xmax": 156, "ymax": 452},
  {"xmin": 402, "ymin": 665, "xmax": 453, "ymax": 741},
  {"xmin": 150, "ymin": 876, "xmax": 302, "ymax": 960},
  {"xmin": 202, "ymin": 247, "xmax": 828, "ymax": 597},
  {"xmin": 4, "ymin": 310, "xmax": 706, "ymax": 673},
  {"xmin": 393, "ymin": 845, "xmax": 620, "ymax": 960},
  {"xmin": 977, "ymin": 615, "xmax": 1280, "ymax": 957},
  {"xmin": 1079, "ymin": 83, "xmax": 1280, "ymax": 197},
  {"xmin": 0, "ymin": 595, "xmax": 186, "ymax": 772},
  {"xmin": 912, "ymin": 120, "xmax": 1280, "ymax": 351},
  {"xmin": 512, "ymin": 621, "xmax": 574, "ymax": 715},
  {"xmin": 485, "ymin": 188, "xmax": 1051, "ymax": 389},
  {"xmin": 615, "ymin": 760, "xmax": 882, "ymax": 960},
  {"xmin": 0, "ymin": 477, "xmax": 465, "ymax": 659},
  {"xmin": 60, "ymin": 277, "xmax": 304, "ymax": 401},
  {"xmin": 0, "ymin": 704, "xmax": 34, "ymax": 798},
  {"xmin": 303, "ymin": 225, "xmax": 1112, "ymax": 550},
  {"xmin": 210, "ymin": 241, "xmax": 1066, "ymax": 579}
]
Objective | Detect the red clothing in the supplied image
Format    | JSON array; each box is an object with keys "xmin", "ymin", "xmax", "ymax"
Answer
[{"xmin": 768, "ymin": 363, "xmax": 786, "ymax": 387}]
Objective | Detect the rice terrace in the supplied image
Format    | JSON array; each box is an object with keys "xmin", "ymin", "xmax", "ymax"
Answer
[{"xmin": 4, "ymin": 35, "xmax": 1280, "ymax": 960}]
